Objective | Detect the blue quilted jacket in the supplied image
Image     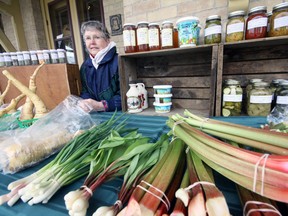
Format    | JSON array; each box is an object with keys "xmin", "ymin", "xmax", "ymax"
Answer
[{"xmin": 79, "ymin": 47, "xmax": 122, "ymax": 111}]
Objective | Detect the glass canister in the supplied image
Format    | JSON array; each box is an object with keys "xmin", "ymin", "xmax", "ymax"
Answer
[
  {"xmin": 16, "ymin": 51, "xmax": 24, "ymax": 66},
  {"xmin": 37, "ymin": 50, "xmax": 45, "ymax": 64},
  {"xmin": 245, "ymin": 78, "xmax": 263, "ymax": 112},
  {"xmin": 222, "ymin": 79, "xmax": 243, "ymax": 116},
  {"xmin": 161, "ymin": 21, "xmax": 174, "ymax": 49},
  {"xmin": 29, "ymin": 50, "xmax": 38, "ymax": 65},
  {"xmin": 50, "ymin": 49, "xmax": 59, "ymax": 64},
  {"xmin": 57, "ymin": 49, "xmax": 67, "ymax": 63},
  {"xmin": 22, "ymin": 51, "xmax": 31, "ymax": 65},
  {"xmin": 10, "ymin": 52, "xmax": 18, "ymax": 66},
  {"xmin": 225, "ymin": 10, "xmax": 246, "ymax": 42},
  {"xmin": 275, "ymin": 80, "xmax": 288, "ymax": 107},
  {"xmin": 247, "ymin": 82, "xmax": 273, "ymax": 116},
  {"xmin": 267, "ymin": 11, "xmax": 272, "ymax": 36},
  {"xmin": 204, "ymin": 15, "xmax": 222, "ymax": 44},
  {"xmin": 269, "ymin": 2, "xmax": 288, "ymax": 37},
  {"xmin": 43, "ymin": 50, "xmax": 51, "ymax": 64},
  {"xmin": 148, "ymin": 23, "xmax": 161, "ymax": 50},
  {"xmin": 136, "ymin": 21, "xmax": 149, "ymax": 52},
  {"xmin": 4, "ymin": 52, "xmax": 12, "ymax": 67},
  {"xmin": 123, "ymin": 23, "xmax": 137, "ymax": 53},
  {"xmin": 245, "ymin": 6, "xmax": 268, "ymax": 40},
  {"xmin": 270, "ymin": 79, "xmax": 284, "ymax": 109},
  {"xmin": 0, "ymin": 53, "xmax": 4, "ymax": 67}
]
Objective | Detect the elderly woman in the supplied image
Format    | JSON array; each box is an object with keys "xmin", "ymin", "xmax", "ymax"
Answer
[{"xmin": 79, "ymin": 20, "xmax": 121, "ymax": 112}]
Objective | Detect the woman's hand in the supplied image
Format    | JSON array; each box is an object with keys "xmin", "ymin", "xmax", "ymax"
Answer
[{"xmin": 79, "ymin": 99, "xmax": 105, "ymax": 112}]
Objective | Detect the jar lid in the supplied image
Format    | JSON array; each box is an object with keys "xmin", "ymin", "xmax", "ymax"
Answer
[
  {"xmin": 50, "ymin": 49, "xmax": 57, "ymax": 52},
  {"xmin": 206, "ymin": 15, "xmax": 221, "ymax": 21},
  {"xmin": 249, "ymin": 78, "xmax": 263, "ymax": 83},
  {"xmin": 29, "ymin": 50, "xmax": 37, "ymax": 54},
  {"xmin": 57, "ymin": 49, "xmax": 66, "ymax": 52},
  {"xmin": 253, "ymin": 81, "xmax": 269, "ymax": 87},
  {"xmin": 226, "ymin": 79, "xmax": 240, "ymax": 85},
  {"xmin": 22, "ymin": 51, "xmax": 29, "ymax": 54},
  {"xmin": 137, "ymin": 21, "xmax": 149, "ymax": 26},
  {"xmin": 228, "ymin": 10, "xmax": 245, "ymax": 18},
  {"xmin": 43, "ymin": 50, "xmax": 50, "ymax": 53},
  {"xmin": 280, "ymin": 80, "xmax": 288, "ymax": 86},
  {"xmin": 123, "ymin": 23, "xmax": 136, "ymax": 27},
  {"xmin": 273, "ymin": 2, "xmax": 288, "ymax": 11},
  {"xmin": 16, "ymin": 51, "xmax": 23, "ymax": 55},
  {"xmin": 149, "ymin": 22, "xmax": 159, "ymax": 27},
  {"xmin": 266, "ymin": 11, "xmax": 272, "ymax": 17},
  {"xmin": 162, "ymin": 20, "xmax": 173, "ymax": 25},
  {"xmin": 271, "ymin": 79, "xmax": 285, "ymax": 84},
  {"xmin": 248, "ymin": 6, "xmax": 267, "ymax": 15}
]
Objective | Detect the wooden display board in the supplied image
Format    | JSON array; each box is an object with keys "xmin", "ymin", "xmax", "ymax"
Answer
[{"xmin": 0, "ymin": 64, "xmax": 81, "ymax": 111}]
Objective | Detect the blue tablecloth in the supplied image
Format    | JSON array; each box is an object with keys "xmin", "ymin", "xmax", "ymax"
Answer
[{"xmin": 0, "ymin": 113, "xmax": 268, "ymax": 216}]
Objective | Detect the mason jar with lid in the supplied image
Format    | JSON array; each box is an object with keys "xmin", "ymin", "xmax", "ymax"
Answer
[
  {"xmin": 245, "ymin": 6, "xmax": 268, "ymax": 39},
  {"xmin": 267, "ymin": 11, "xmax": 272, "ymax": 36},
  {"xmin": 22, "ymin": 51, "xmax": 31, "ymax": 65},
  {"xmin": 161, "ymin": 21, "xmax": 174, "ymax": 49},
  {"xmin": 222, "ymin": 79, "xmax": 243, "ymax": 116},
  {"xmin": 269, "ymin": 2, "xmax": 288, "ymax": 37},
  {"xmin": 225, "ymin": 10, "xmax": 246, "ymax": 42},
  {"xmin": 0, "ymin": 53, "xmax": 4, "ymax": 67},
  {"xmin": 247, "ymin": 82, "xmax": 273, "ymax": 116},
  {"xmin": 136, "ymin": 21, "xmax": 149, "ymax": 52},
  {"xmin": 204, "ymin": 15, "xmax": 222, "ymax": 44},
  {"xmin": 10, "ymin": 52, "xmax": 18, "ymax": 66},
  {"xmin": 4, "ymin": 52, "xmax": 12, "ymax": 67},
  {"xmin": 37, "ymin": 50, "xmax": 45, "ymax": 64},
  {"xmin": 16, "ymin": 51, "xmax": 24, "ymax": 66},
  {"xmin": 29, "ymin": 50, "xmax": 39, "ymax": 65},
  {"xmin": 270, "ymin": 79, "xmax": 284, "ymax": 108},
  {"xmin": 50, "ymin": 49, "xmax": 59, "ymax": 64},
  {"xmin": 275, "ymin": 80, "xmax": 288, "ymax": 107},
  {"xmin": 148, "ymin": 23, "xmax": 161, "ymax": 50},
  {"xmin": 43, "ymin": 50, "xmax": 51, "ymax": 64},
  {"xmin": 123, "ymin": 23, "xmax": 137, "ymax": 53},
  {"xmin": 57, "ymin": 49, "xmax": 67, "ymax": 63},
  {"xmin": 245, "ymin": 78, "xmax": 263, "ymax": 112}
]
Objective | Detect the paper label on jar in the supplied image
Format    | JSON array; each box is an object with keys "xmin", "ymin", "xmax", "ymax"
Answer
[
  {"xmin": 250, "ymin": 95, "xmax": 272, "ymax": 103},
  {"xmin": 137, "ymin": 27, "xmax": 149, "ymax": 45},
  {"xmin": 247, "ymin": 17, "xmax": 268, "ymax": 30},
  {"xmin": 123, "ymin": 30, "xmax": 136, "ymax": 46},
  {"xmin": 23, "ymin": 53, "xmax": 30, "ymax": 60},
  {"xmin": 204, "ymin": 25, "xmax": 222, "ymax": 36},
  {"xmin": 223, "ymin": 94, "xmax": 243, "ymax": 102},
  {"xmin": 148, "ymin": 29, "xmax": 160, "ymax": 46},
  {"xmin": 161, "ymin": 28, "xmax": 173, "ymax": 47},
  {"xmin": 4, "ymin": 55, "xmax": 12, "ymax": 61},
  {"xmin": 51, "ymin": 52, "xmax": 58, "ymax": 60},
  {"xmin": 31, "ymin": 54, "xmax": 37, "ymax": 61},
  {"xmin": 274, "ymin": 16, "xmax": 288, "ymax": 29},
  {"xmin": 276, "ymin": 96, "xmax": 288, "ymax": 105},
  {"xmin": 227, "ymin": 23, "xmax": 244, "ymax": 34}
]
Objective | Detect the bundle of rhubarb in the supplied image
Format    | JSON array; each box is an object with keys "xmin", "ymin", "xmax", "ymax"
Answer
[{"xmin": 166, "ymin": 110, "xmax": 288, "ymax": 207}]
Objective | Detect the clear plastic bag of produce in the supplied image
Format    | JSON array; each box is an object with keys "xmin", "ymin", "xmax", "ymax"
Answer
[
  {"xmin": 0, "ymin": 107, "xmax": 20, "ymax": 132},
  {"xmin": 0, "ymin": 95, "xmax": 97, "ymax": 174},
  {"xmin": 267, "ymin": 105, "xmax": 288, "ymax": 132}
]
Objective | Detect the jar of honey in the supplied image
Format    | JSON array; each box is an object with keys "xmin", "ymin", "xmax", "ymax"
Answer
[
  {"xmin": 136, "ymin": 21, "xmax": 149, "ymax": 52},
  {"xmin": 161, "ymin": 21, "xmax": 174, "ymax": 49},
  {"xmin": 148, "ymin": 23, "xmax": 161, "ymax": 50},
  {"xmin": 123, "ymin": 23, "xmax": 137, "ymax": 53}
]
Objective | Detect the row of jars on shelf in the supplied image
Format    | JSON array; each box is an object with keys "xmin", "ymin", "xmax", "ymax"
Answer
[
  {"xmin": 222, "ymin": 78, "xmax": 288, "ymax": 117},
  {"xmin": 0, "ymin": 49, "xmax": 67, "ymax": 67}
]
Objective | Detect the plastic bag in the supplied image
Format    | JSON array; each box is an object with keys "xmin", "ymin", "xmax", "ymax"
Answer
[
  {"xmin": 0, "ymin": 109, "xmax": 20, "ymax": 132},
  {"xmin": 0, "ymin": 95, "xmax": 97, "ymax": 174},
  {"xmin": 267, "ymin": 105, "xmax": 288, "ymax": 131}
]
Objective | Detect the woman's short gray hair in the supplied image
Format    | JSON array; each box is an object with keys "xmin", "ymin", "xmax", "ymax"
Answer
[{"xmin": 80, "ymin": 20, "xmax": 110, "ymax": 41}]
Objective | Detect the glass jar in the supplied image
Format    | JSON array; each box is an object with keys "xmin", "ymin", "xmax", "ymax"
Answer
[
  {"xmin": 22, "ymin": 51, "xmax": 31, "ymax": 65},
  {"xmin": 269, "ymin": 2, "xmax": 288, "ymax": 37},
  {"xmin": 29, "ymin": 50, "xmax": 39, "ymax": 65},
  {"xmin": 4, "ymin": 52, "xmax": 12, "ymax": 67},
  {"xmin": 50, "ymin": 49, "xmax": 59, "ymax": 64},
  {"xmin": 0, "ymin": 53, "xmax": 4, "ymax": 67},
  {"xmin": 148, "ymin": 23, "xmax": 161, "ymax": 51},
  {"xmin": 247, "ymin": 82, "xmax": 272, "ymax": 116},
  {"xmin": 204, "ymin": 15, "xmax": 222, "ymax": 44},
  {"xmin": 222, "ymin": 79, "xmax": 243, "ymax": 116},
  {"xmin": 37, "ymin": 50, "xmax": 45, "ymax": 64},
  {"xmin": 10, "ymin": 52, "xmax": 18, "ymax": 66},
  {"xmin": 266, "ymin": 11, "xmax": 272, "ymax": 36},
  {"xmin": 43, "ymin": 50, "xmax": 51, "ymax": 64},
  {"xmin": 123, "ymin": 23, "xmax": 137, "ymax": 53},
  {"xmin": 245, "ymin": 6, "xmax": 268, "ymax": 40},
  {"xmin": 16, "ymin": 51, "xmax": 24, "ymax": 66},
  {"xmin": 57, "ymin": 49, "xmax": 67, "ymax": 63},
  {"xmin": 275, "ymin": 80, "xmax": 288, "ymax": 107},
  {"xmin": 136, "ymin": 21, "xmax": 149, "ymax": 52},
  {"xmin": 245, "ymin": 78, "xmax": 263, "ymax": 112},
  {"xmin": 161, "ymin": 21, "xmax": 174, "ymax": 49},
  {"xmin": 225, "ymin": 10, "xmax": 245, "ymax": 42},
  {"xmin": 173, "ymin": 28, "xmax": 179, "ymax": 48}
]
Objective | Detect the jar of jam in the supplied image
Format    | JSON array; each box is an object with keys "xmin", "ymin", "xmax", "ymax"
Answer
[
  {"xmin": 123, "ymin": 23, "xmax": 137, "ymax": 53},
  {"xmin": 222, "ymin": 79, "xmax": 243, "ymax": 116},
  {"xmin": 136, "ymin": 21, "xmax": 149, "ymax": 52},
  {"xmin": 225, "ymin": 10, "xmax": 245, "ymax": 42},
  {"xmin": 269, "ymin": 2, "xmax": 288, "ymax": 37},
  {"xmin": 245, "ymin": 6, "xmax": 268, "ymax": 40},
  {"xmin": 247, "ymin": 82, "xmax": 272, "ymax": 116},
  {"xmin": 161, "ymin": 21, "xmax": 174, "ymax": 49},
  {"xmin": 204, "ymin": 15, "xmax": 222, "ymax": 44},
  {"xmin": 173, "ymin": 28, "xmax": 179, "ymax": 48},
  {"xmin": 148, "ymin": 23, "xmax": 161, "ymax": 50}
]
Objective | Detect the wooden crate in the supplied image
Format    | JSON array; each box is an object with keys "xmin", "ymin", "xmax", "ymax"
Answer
[
  {"xmin": 0, "ymin": 64, "xmax": 81, "ymax": 110},
  {"xmin": 215, "ymin": 36, "xmax": 288, "ymax": 116},
  {"xmin": 119, "ymin": 45, "xmax": 219, "ymax": 117}
]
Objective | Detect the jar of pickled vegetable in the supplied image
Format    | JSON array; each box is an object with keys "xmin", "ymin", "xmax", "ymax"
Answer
[
  {"xmin": 0, "ymin": 53, "xmax": 4, "ymax": 67},
  {"xmin": 43, "ymin": 50, "xmax": 51, "ymax": 64},
  {"xmin": 222, "ymin": 79, "xmax": 243, "ymax": 116},
  {"xmin": 22, "ymin": 51, "xmax": 31, "ymax": 66},
  {"xmin": 57, "ymin": 49, "xmax": 67, "ymax": 63},
  {"xmin": 123, "ymin": 23, "xmax": 137, "ymax": 53},
  {"xmin": 245, "ymin": 6, "xmax": 268, "ymax": 40},
  {"xmin": 267, "ymin": 11, "xmax": 272, "ymax": 36},
  {"xmin": 269, "ymin": 2, "xmax": 288, "ymax": 37},
  {"xmin": 148, "ymin": 23, "xmax": 161, "ymax": 50},
  {"xmin": 204, "ymin": 15, "xmax": 222, "ymax": 44},
  {"xmin": 30, "ymin": 50, "xmax": 39, "ymax": 65},
  {"xmin": 137, "ymin": 21, "xmax": 149, "ymax": 52},
  {"xmin": 10, "ymin": 52, "xmax": 18, "ymax": 66},
  {"xmin": 270, "ymin": 79, "xmax": 284, "ymax": 109},
  {"xmin": 247, "ymin": 82, "xmax": 272, "ymax": 116},
  {"xmin": 275, "ymin": 80, "xmax": 288, "ymax": 107},
  {"xmin": 161, "ymin": 21, "xmax": 174, "ymax": 49},
  {"xmin": 50, "ymin": 49, "xmax": 59, "ymax": 64},
  {"xmin": 245, "ymin": 78, "xmax": 263, "ymax": 112},
  {"xmin": 225, "ymin": 10, "xmax": 245, "ymax": 42},
  {"xmin": 16, "ymin": 52, "xmax": 24, "ymax": 66},
  {"xmin": 4, "ymin": 53, "xmax": 12, "ymax": 67}
]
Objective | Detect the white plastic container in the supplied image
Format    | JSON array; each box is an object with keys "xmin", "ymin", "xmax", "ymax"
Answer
[
  {"xmin": 126, "ymin": 83, "xmax": 143, "ymax": 113},
  {"xmin": 153, "ymin": 102, "xmax": 172, "ymax": 113},
  {"xmin": 154, "ymin": 94, "xmax": 172, "ymax": 104},
  {"xmin": 153, "ymin": 85, "xmax": 172, "ymax": 94}
]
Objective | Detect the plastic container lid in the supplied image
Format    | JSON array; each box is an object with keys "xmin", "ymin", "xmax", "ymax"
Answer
[
  {"xmin": 176, "ymin": 16, "xmax": 200, "ymax": 25},
  {"xmin": 153, "ymin": 85, "xmax": 172, "ymax": 89}
]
